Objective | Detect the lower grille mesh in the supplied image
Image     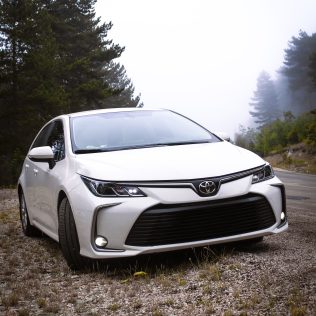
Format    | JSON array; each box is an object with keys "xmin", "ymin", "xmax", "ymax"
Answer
[{"xmin": 125, "ymin": 194, "xmax": 276, "ymax": 246}]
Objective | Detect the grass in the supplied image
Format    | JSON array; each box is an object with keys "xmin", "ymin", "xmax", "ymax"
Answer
[
  {"xmin": 151, "ymin": 307, "xmax": 164, "ymax": 316},
  {"xmin": 287, "ymin": 288, "xmax": 307, "ymax": 316},
  {"xmin": 107, "ymin": 303, "xmax": 121, "ymax": 312},
  {"xmin": 18, "ymin": 309, "xmax": 30, "ymax": 316},
  {"xmin": 132, "ymin": 299, "xmax": 142, "ymax": 310},
  {"xmin": 0, "ymin": 201, "xmax": 315, "ymax": 315},
  {"xmin": 2, "ymin": 292, "xmax": 19, "ymax": 307},
  {"xmin": 43, "ymin": 303, "xmax": 60, "ymax": 313},
  {"xmin": 198, "ymin": 264, "xmax": 222, "ymax": 281},
  {"xmin": 36, "ymin": 297, "xmax": 47, "ymax": 308}
]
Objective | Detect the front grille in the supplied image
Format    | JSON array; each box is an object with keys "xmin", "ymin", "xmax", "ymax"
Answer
[{"xmin": 125, "ymin": 193, "xmax": 276, "ymax": 246}]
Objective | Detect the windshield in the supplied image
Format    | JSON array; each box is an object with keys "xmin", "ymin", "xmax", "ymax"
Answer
[{"xmin": 70, "ymin": 110, "xmax": 220, "ymax": 153}]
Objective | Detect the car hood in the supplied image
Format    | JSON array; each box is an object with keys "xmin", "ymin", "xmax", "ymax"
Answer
[{"xmin": 75, "ymin": 141, "xmax": 265, "ymax": 181}]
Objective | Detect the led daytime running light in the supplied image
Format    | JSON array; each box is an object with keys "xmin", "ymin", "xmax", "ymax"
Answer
[
  {"xmin": 81, "ymin": 176, "xmax": 146, "ymax": 197},
  {"xmin": 252, "ymin": 165, "xmax": 274, "ymax": 184}
]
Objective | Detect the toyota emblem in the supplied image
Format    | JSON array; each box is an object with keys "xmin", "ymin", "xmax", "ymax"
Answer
[{"xmin": 198, "ymin": 181, "xmax": 216, "ymax": 195}]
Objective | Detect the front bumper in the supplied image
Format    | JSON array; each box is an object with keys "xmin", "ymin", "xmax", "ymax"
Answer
[{"xmin": 68, "ymin": 174, "xmax": 288, "ymax": 259}]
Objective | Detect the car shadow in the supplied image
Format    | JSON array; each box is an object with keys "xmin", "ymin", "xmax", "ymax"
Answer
[
  {"xmin": 82, "ymin": 240, "xmax": 279, "ymax": 276},
  {"xmin": 36, "ymin": 234, "xmax": 280, "ymax": 276}
]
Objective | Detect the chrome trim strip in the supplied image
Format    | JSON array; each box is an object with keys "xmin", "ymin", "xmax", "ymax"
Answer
[{"xmin": 91, "ymin": 203, "xmax": 125, "ymax": 253}]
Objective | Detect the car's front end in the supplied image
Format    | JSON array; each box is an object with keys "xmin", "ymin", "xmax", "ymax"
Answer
[{"xmin": 69, "ymin": 142, "xmax": 287, "ymax": 259}]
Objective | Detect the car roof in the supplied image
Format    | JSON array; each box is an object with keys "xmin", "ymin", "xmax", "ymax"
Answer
[{"xmin": 66, "ymin": 107, "xmax": 164, "ymax": 118}]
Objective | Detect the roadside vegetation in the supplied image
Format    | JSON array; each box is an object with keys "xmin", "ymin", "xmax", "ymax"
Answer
[
  {"xmin": 236, "ymin": 30, "xmax": 316, "ymax": 173},
  {"xmin": 235, "ymin": 110, "xmax": 316, "ymax": 173}
]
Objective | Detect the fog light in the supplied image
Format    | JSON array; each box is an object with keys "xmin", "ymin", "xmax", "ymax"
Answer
[
  {"xmin": 280, "ymin": 212, "xmax": 285, "ymax": 221},
  {"xmin": 95, "ymin": 236, "xmax": 108, "ymax": 248}
]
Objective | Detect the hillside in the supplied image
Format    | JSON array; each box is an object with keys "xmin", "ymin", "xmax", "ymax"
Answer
[{"xmin": 265, "ymin": 143, "xmax": 316, "ymax": 174}]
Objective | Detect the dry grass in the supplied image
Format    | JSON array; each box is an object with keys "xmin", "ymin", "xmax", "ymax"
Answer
[
  {"xmin": 265, "ymin": 143, "xmax": 316, "ymax": 174},
  {"xmin": 0, "ymin": 190, "xmax": 315, "ymax": 315}
]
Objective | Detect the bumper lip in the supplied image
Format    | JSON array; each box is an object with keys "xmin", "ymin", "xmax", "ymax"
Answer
[{"xmin": 83, "ymin": 221, "xmax": 289, "ymax": 259}]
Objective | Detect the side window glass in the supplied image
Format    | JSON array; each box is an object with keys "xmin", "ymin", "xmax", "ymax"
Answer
[
  {"xmin": 31, "ymin": 123, "xmax": 54, "ymax": 149},
  {"xmin": 47, "ymin": 121, "xmax": 65, "ymax": 162},
  {"xmin": 31, "ymin": 120, "xmax": 65, "ymax": 162}
]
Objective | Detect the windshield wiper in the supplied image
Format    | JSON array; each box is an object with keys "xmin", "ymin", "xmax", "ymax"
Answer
[
  {"xmin": 74, "ymin": 148, "xmax": 110, "ymax": 154},
  {"xmin": 74, "ymin": 140, "xmax": 212, "ymax": 154},
  {"xmin": 162, "ymin": 140, "xmax": 212, "ymax": 146}
]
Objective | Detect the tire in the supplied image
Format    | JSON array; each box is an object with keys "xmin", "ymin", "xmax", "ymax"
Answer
[
  {"xmin": 58, "ymin": 197, "xmax": 90, "ymax": 270},
  {"xmin": 19, "ymin": 191, "xmax": 41, "ymax": 237}
]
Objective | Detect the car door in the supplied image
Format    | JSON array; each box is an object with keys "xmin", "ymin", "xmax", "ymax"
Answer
[
  {"xmin": 23, "ymin": 122, "xmax": 55, "ymax": 220},
  {"xmin": 29, "ymin": 120, "xmax": 66, "ymax": 234}
]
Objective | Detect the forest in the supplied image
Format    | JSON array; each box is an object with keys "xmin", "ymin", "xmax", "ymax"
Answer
[
  {"xmin": 0, "ymin": 1, "xmax": 315, "ymax": 185},
  {"xmin": 236, "ymin": 31, "xmax": 316, "ymax": 159},
  {"xmin": 0, "ymin": 0, "xmax": 142, "ymax": 185}
]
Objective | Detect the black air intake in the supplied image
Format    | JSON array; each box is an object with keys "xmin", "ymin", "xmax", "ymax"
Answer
[{"xmin": 125, "ymin": 194, "xmax": 275, "ymax": 246}]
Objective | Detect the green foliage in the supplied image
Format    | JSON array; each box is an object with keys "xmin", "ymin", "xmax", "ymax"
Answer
[
  {"xmin": 0, "ymin": 0, "xmax": 141, "ymax": 185},
  {"xmin": 309, "ymin": 51, "xmax": 316, "ymax": 89},
  {"xmin": 103, "ymin": 62, "xmax": 143, "ymax": 108},
  {"xmin": 235, "ymin": 111, "xmax": 316, "ymax": 156},
  {"xmin": 249, "ymin": 71, "xmax": 280, "ymax": 126},
  {"xmin": 234, "ymin": 125, "xmax": 257, "ymax": 152},
  {"xmin": 251, "ymin": 31, "xmax": 316, "ymax": 122},
  {"xmin": 248, "ymin": 31, "xmax": 316, "ymax": 155},
  {"xmin": 282, "ymin": 30, "xmax": 316, "ymax": 91},
  {"xmin": 278, "ymin": 30, "xmax": 316, "ymax": 114}
]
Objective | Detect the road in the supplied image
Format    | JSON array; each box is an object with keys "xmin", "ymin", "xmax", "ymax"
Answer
[{"xmin": 275, "ymin": 169, "xmax": 316, "ymax": 211}]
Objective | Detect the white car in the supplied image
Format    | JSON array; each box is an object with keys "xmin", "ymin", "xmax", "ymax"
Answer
[{"xmin": 18, "ymin": 108, "xmax": 288, "ymax": 269}]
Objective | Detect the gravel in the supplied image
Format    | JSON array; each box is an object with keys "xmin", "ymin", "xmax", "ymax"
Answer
[{"xmin": 0, "ymin": 189, "xmax": 315, "ymax": 315}]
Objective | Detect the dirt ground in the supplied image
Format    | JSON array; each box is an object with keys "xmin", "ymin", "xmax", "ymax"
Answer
[{"xmin": 0, "ymin": 189, "xmax": 315, "ymax": 316}]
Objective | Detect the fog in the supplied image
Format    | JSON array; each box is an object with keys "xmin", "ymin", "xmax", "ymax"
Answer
[{"xmin": 96, "ymin": 0, "xmax": 316, "ymax": 138}]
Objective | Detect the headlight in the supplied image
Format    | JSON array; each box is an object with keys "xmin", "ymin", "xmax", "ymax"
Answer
[
  {"xmin": 81, "ymin": 176, "xmax": 146, "ymax": 197},
  {"xmin": 252, "ymin": 164, "xmax": 274, "ymax": 184}
]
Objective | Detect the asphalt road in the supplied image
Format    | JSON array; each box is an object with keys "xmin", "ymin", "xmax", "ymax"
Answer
[{"xmin": 275, "ymin": 169, "xmax": 316, "ymax": 212}]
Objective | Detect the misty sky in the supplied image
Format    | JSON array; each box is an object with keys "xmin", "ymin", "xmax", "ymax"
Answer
[{"xmin": 95, "ymin": 0, "xmax": 316, "ymax": 137}]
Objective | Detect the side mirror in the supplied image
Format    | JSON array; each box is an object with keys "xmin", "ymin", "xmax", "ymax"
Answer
[
  {"xmin": 28, "ymin": 146, "xmax": 55, "ymax": 169},
  {"xmin": 214, "ymin": 132, "xmax": 231, "ymax": 142}
]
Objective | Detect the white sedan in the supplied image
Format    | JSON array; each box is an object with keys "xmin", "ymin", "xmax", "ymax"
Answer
[{"xmin": 18, "ymin": 108, "xmax": 288, "ymax": 269}]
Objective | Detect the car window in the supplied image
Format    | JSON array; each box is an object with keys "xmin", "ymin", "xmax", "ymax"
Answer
[
  {"xmin": 32, "ymin": 120, "xmax": 65, "ymax": 162},
  {"xmin": 48, "ymin": 121, "xmax": 65, "ymax": 161},
  {"xmin": 71, "ymin": 110, "xmax": 220, "ymax": 153},
  {"xmin": 32, "ymin": 122, "xmax": 55, "ymax": 148}
]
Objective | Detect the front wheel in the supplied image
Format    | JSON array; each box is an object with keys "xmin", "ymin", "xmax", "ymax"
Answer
[
  {"xmin": 19, "ymin": 191, "xmax": 41, "ymax": 237},
  {"xmin": 58, "ymin": 197, "xmax": 90, "ymax": 270}
]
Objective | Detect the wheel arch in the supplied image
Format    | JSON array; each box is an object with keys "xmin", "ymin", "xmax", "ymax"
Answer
[
  {"xmin": 17, "ymin": 183, "xmax": 23, "ymax": 197},
  {"xmin": 57, "ymin": 190, "xmax": 67, "ymax": 215}
]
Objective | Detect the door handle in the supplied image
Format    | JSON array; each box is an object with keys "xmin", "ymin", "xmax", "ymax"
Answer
[{"xmin": 33, "ymin": 169, "xmax": 38, "ymax": 176}]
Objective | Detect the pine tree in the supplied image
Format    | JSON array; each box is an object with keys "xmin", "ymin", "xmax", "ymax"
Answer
[
  {"xmin": 280, "ymin": 30, "xmax": 316, "ymax": 113},
  {"xmin": 309, "ymin": 52, "xmax": 316, "ymax": 89},
  {"xmin": 282, "ymin": 31, "xmax": 316, "ymax": 91},
  {"xmin": 249, "ymin": 71, "xmax": 280, "ymax": 127},
  {"xmin": 103, "ymin": 62, "xmax": 143, "ymax": 108},
  {"xmin": 0, "ymin": 0, "xmax": 142, "ymax": 185},
  {"xmin": 0, "ymin": 0, "xmax": 39, "ymax": 155},
  {"xmin": 48, "ymin": 0, "xmax": 125, "ymax": 112}
]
